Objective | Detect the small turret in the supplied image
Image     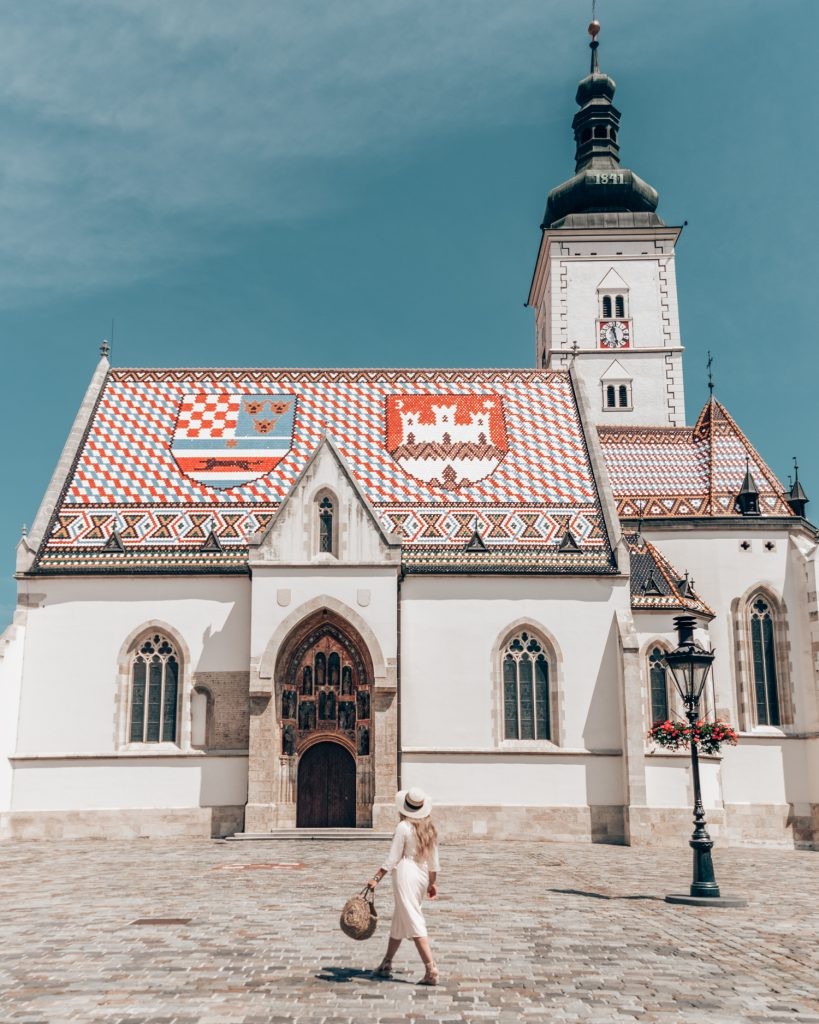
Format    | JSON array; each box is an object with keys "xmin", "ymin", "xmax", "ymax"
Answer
[
  {"xmin": 735, "ymin": 459, "xmax": 760, "ymax": 517},
  {"xmin": 786, "ymin": 457, "xmax": 809, "ymax": 518}
]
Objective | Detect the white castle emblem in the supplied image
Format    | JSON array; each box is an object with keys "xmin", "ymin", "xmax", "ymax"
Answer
[{"xmin": 399, "ymin": 400, "xmax": 494, "ymax": 445}]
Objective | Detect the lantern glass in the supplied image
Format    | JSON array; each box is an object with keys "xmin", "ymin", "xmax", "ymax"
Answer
[{"xmin": 663, "ymin": 646, "xmax": 714, "ymax": 704}]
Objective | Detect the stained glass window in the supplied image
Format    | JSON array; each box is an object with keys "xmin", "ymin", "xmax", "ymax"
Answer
[
  {"xmin": 129, "ymin": 634, "xmax": 179, "ymax": 744},
  {"xmin": 750, "ymin": 598, "xmax": 780, "ymax": 726},
  {"xmin": 648, "ymin": 647, "xmax": 669, "ymax": 725},
  {"xmin": 502, "ymin": 631, "xmax": 551, "ymax": 741}
]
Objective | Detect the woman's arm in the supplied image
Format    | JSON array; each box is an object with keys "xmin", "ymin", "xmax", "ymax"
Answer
[
  {"xmin": 366, "ymin": 824, "xmax": 404, "ymax": 888},
  {"xmin": 427, "ymin": 870, "xmax": 438, "ymax": 899}
]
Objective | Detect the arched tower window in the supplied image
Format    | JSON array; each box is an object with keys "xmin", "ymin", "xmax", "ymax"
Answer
[
  {"xmin": 618, "ymin": 384, "xmax": 630, "ymax": 408},
  {"xmin": 605, "ymin": 385, "xmax": 616, "ymax": 408},
  {"xmin": 602, "ymin": 295, "xmax": 612, "ymax": 318},
  {"xmin": 615, "ymin": 294, "xmax": 625, "ymax": 318},
  {"xmin": 502, "ymin": 631, "xmax": 551, "ymax": 740},
  {"xmin": 750, "ymin": 597, "xmax": 781, "ymax": 726},
  {"xmin": 129, "ymin": 633, "xmax": 179, "ymax": 743}
]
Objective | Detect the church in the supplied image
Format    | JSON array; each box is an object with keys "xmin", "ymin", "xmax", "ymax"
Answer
[{"xmin": 1, "ymin": 22, "xmax": 817, "ymax": 849}]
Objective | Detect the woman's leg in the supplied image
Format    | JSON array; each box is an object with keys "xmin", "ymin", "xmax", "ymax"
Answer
[
  {"xmin": 412, "ymin": 936, "xmax": 432, "ymax": 964},
  {"xmin": 386, "ymin": 936, "xmax": 402, "ymax": 960}
]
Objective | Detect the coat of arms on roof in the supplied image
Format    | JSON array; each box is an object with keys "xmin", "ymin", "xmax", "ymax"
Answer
[
  {"xmin": 171, "ymin": 393, "xmax": 296, "ymax": 490},
  {"xmin": 385, "ymin": 394, "xmax": 508, "ymax": 490}
]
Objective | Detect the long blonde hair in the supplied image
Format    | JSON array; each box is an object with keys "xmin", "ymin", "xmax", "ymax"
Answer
[{"xmin": 402, "ymin": 815, "xmax": 438, "ymax": 859}]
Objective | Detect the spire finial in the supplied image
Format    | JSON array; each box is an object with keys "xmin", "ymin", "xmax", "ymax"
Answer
[
  {"xmin": 100, "ymin": 338, "xmax": 110, "ymax": 358},
  {"xmin": 793, "ymin": 456, "xmax": 800, "ymax": 482},
  {"xmin": 588, "ymin": 4, "xmax": 601, "ymax": 74},
  {"xmin": 707, "ymin": 350, "xmax": 714, "ymax": 396}
]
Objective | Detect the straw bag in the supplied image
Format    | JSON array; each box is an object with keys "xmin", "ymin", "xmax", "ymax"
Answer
[{"xmin": 339, "ymin": 886, "xmax": 378, "ymax": 940}]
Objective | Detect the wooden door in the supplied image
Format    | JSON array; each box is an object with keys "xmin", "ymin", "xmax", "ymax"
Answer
[{"xmin": 296, "ymin": 742, "xmax": 356, "ymax": 827}]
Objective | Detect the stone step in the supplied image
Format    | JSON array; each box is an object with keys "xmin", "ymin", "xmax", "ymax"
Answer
[{"xmin": 226, "ymin": 828, "xmax": 393, "ymax": 841}]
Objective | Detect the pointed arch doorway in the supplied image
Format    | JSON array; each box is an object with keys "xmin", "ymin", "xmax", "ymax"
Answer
[{"xmin": 296, "ymin": 741, "xmax": 356, "ymax": 827}]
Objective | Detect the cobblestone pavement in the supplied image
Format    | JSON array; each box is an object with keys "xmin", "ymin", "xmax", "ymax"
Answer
[{"xmin": 0, "ymin": 836, "xmax": 817, "ymax": 1024}]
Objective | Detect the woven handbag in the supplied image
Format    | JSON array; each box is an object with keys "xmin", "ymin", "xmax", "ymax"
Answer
[{"xmin": 339, "ymin": 886, "xmax": 378, "ymax": 940}]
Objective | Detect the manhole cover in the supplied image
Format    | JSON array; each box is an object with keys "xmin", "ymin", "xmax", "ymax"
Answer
[
  {"xmin": 130, "ymin": 917, "xmax": 191, "ymax": 926},
  {"xmin": 211, "ymin": 862, "xmax": 306, "ymax": 872}
]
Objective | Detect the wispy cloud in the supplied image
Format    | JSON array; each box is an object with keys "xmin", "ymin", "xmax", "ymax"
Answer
[{"xmin": 0, "ymin": 0, "xmax": 744, "ymax": 303}]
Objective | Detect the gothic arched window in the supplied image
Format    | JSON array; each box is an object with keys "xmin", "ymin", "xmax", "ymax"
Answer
[
  {"xmin": 750, "ymin": 597, "xmax": 781, "ymax": 726},
  {"xmin": 318, "ymin": 496, "xmax": 334, "ymax": 554},
  {"xmin": 502, "ymin": 631, "xmax": 551, "ymax": 740},
  {"xmin": 129, "ymin": 633, "xmax": 179, "ymax": 743},
  {"xmin": 648, "ymin": 647, "xmax": 670, "ymax": 725}
]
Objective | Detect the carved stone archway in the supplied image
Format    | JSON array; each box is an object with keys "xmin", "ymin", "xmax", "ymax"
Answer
[{"xmin": 245, "ymin": 604, "xmax": 396, "ymax": 831}]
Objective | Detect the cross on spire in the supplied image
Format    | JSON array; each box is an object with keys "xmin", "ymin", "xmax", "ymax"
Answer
[{"xmin": 707, "ymin": 351, "xmax": 714, "ymax": 396}]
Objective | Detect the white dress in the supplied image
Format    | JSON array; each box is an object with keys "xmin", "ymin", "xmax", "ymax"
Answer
[{"xmin": 380, "ymin": 819, "xmax": 440, "ymax": 939}]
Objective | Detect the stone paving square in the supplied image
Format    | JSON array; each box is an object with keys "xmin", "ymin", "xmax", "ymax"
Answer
[{"xmin": 0, "ymin": 838, "xmax": 817, "ymax": 1024}]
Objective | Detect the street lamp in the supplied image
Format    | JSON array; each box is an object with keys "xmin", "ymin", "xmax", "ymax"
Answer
[{"xmin": 663, "ymin": 615, "xmax": 746, "ymax": 908}]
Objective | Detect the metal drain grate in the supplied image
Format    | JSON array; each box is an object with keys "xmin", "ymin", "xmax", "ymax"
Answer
[
  {"xmin": 210, "ymin": 862, "xmax": 306, "ymax": 872},
  {"xmin": 130, "ymin": 917, "xmax": 191, "ymax": 925}
]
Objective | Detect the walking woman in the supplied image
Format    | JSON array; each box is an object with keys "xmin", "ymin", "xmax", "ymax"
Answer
[{"xmin": 366, "ymin": 787, "xmax": 440, "ymax": 985}]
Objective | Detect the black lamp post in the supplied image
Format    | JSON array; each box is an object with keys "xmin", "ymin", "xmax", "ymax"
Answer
[{"xmin": 663, "ymin": 615, "xmax": 746, "ymax": 907}]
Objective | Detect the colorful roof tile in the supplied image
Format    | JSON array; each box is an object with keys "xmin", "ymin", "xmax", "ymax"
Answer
[
  {"xmin": 34, "ymin": 368, "xmax": 616, "ymax": 575},
  {"xmin": 598, "ymin": 398, "xmax": 793, "ymax": 519},
  {"xmin": 626, "ymin": 533, "xmax": 713, "ymax": 616}
]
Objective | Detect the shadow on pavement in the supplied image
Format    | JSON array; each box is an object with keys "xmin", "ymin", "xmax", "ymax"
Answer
[{"xmin": 549, "ymin": 887, "xmax": 663, "ymax": 902}]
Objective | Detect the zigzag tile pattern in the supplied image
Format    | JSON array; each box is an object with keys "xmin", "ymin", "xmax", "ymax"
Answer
[
  {"xmin": 599, "ymin": 398, "xmax": 793, "ymax": 519},
  {"xmin": 42, "ymin": 368, "xmax": 612, "ymax": 567}
]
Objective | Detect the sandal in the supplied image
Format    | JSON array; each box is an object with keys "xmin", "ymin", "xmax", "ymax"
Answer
[
  {"xmin": 418, "ymin": 960, "xmax": 439, "ymax": 986},
  {"xmin": 373, "ymin": 957, "xmax": 393, "ymax": 979}
]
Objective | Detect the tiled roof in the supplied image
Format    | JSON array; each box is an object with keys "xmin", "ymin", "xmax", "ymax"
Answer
[
  {"xmin": 34, "ymin": 368, "xmax": 616, "ymax": 575},
  {"xmin": 626, "ymin": 533, "xmax": 713, "ymax": 615},
  {"xmin": 598, "ymin": 398, "xmax": 793, "ymax": 519}
]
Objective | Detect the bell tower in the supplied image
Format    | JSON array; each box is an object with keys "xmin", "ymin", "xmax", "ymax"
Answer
[{"xmin": 528, "ymin": 18, "xmax": 685, "ymax": 427}]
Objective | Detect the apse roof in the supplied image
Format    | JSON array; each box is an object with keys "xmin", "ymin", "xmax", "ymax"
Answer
[
  {"xmin": 626, "ymin": 533, "xmax": 713, "ymax": 616},
  {"xmin": 598, "ymin": 398, "xmax": 794, "ymax": 520},
  {"xmin": 32, "ymin": 366, "xmax": 617, "ymax": 575}
]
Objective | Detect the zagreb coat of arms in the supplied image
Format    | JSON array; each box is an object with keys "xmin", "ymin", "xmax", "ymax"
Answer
[
  {"xmin": 171, "ymin": 393, "xmax": 296, "ymax": 489},
  {"xmin": 386, "ymin": 393, "xmax": 508, "ymax": 489}
]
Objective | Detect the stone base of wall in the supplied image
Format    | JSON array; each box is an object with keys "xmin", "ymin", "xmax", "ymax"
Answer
[
  {"xmin": 431, "ymin": 805, "xmax": 628, "ymax": 844},
  {"xmin": 724, "ymin": 803, "xmax": 819, "ymax": 850},
  {"xmin": 0, "ymin": 807, "xmax": 236, "ymax": 841}
]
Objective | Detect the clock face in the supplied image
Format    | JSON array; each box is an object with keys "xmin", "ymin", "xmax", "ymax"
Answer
[{"xmin": 599, "ymin": 319, "xmax": 631, "ymax": 349}]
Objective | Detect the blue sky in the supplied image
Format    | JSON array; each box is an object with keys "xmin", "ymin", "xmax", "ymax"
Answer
[{"xmin": 1, "ymin": 0, "xmax": 816, "ymax": 621}]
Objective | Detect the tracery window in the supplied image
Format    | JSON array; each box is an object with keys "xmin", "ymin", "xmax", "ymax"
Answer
[
  {"xmin": 750, "ymin": 598, "xmax": 780, "ymax": 726},
  {"xmin": 129, "ymin": 633, "xmax": 179, "ymax": 743},
  {"xmin": 648, "ymin": 646, "xmax": 670, "ymax": 725},
  {"xmin": 502, "ymin": 631, "xmax": 551, "ymax": 740},
  {"xmin": 318, "ymin": 496, "xmax": 334, "ymax": 554}
]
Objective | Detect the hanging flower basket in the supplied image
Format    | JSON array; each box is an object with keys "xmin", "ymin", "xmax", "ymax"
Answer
[{"xmin": 648, "ymin": 719, "xmax": 739, "ymax": 756}]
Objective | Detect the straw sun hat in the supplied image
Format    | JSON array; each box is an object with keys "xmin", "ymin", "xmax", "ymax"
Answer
[{"xmin": 395, "ymin": 786, "xmax": 432, "ymax": 819}]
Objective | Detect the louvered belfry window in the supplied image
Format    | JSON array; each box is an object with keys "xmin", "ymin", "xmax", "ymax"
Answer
[
  {"xmin": 750, "ymin": 598, "xmax": 780, "ymax": 726},
  {"xmin": 130, "ymin": 634, "xmax": 179, "ymax": 743},
  {"xmin": 502, "ymin": 631, "xmax": 551, "ymax": 740}
]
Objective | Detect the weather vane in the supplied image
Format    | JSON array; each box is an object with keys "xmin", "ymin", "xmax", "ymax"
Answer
[{"xmin": 707, "ymin": 350, "xmax": 714, "ymax": 396}]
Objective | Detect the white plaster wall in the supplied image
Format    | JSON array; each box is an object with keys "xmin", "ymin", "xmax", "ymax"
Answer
[
  {"xmin": 645, "ymin": 758, "xmax": 721, "ymax": 809},
  {"xmin": 0, "ymin": 620, "xmax": 25, "ymax": 813},
  {"xmin": 399, "ymin": 575, "xmax": 629, "ymax": 806},
  {"xmin": 15, "ymin": 576, "xmax": 250, "ymax": 754},
  {"xmin": 720, "ymin": 739, "xmax": 807, "ymax": 806},
  {"xmin": 250, "ymin": 569, "xmax": 397, "ymax": 674},
  {"xmin": 644, "ymin": 528, "xmax": 803, "ymax": 729},
  {"xmin": 571, "ymin": 350, "xmax": 682, "ymax": 428},
  {"xmin": 11, "ymin": 756, "xmax": 247, "ymax": 810},
  {"xmin": 402, "ymin": 754, "xmax": 623, "ymax": 806}
]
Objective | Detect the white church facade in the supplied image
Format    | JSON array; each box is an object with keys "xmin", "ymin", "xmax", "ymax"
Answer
[{"xmin": 1, "ymin": 25, "xmax": 817, "ymax": 848}]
